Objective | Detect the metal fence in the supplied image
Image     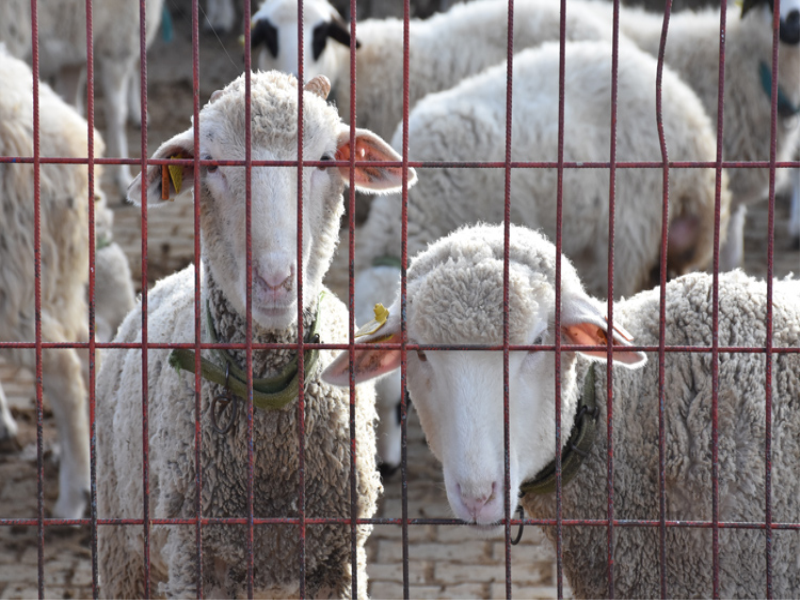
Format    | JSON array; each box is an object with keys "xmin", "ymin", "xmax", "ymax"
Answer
[{"xmin": 0, "ymin": 0, "xmax": 798, "ymax": 598}]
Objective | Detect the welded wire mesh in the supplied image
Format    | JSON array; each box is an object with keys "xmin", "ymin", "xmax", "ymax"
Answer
[{"xmin": 0, "ymin": 0, "xmax": 798, "ymax": 598}]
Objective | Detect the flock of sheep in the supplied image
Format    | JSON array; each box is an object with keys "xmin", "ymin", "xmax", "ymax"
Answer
[{"xmin": 1, "ymin": 0, "xmax": 799, "ymax": 597}]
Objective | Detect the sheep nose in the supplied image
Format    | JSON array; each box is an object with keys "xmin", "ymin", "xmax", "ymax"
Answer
[
  {"xmin": 257, "ymin": 265, "xmax": 294, "ymax": 292},
  {"xmin": 457, "ymin": 481, "xmax": 497, "ymax": 519},
  {"xmin": 781, "ymin": 10, "xmax": 800, "ymax": 44},
  {"xmin": 788, "ymin": 9, "xmax": 800, "ymax": 24}
]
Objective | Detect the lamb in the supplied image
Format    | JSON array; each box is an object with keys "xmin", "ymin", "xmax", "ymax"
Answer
[
  {"xmin": 354, "ymin": 40, "xmax": 729, "ymax": 470},
  {"xmin": 0, "ymin": 48, "xmax": 101, "ymax": 519},
  {"xmin": 96, "ymin": 72, "xmax": 415, "ymax": 597},
  {"xmin": 324, "ymin": 223, "xmax": 800, "ymax": 598},
  {"xmin": 583, "ymin": 0, "xmax": 800, "ymax": 268},
  {"xmin": 251, "ymin": 0, "xmax": 613, "ymax": 141}
]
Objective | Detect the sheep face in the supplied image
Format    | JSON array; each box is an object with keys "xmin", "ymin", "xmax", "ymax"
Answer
[
  {"xmin": 251, "ymin": 0, "xmax": 355, "ymax": 84},
  {"xmin": 128, "ymin": 71, "xmax": 412, "ymax": 331},
  {"xmin": 323, "ymin": 225, "xmax": 645, "ymax": 526},
  {"xmin": 743, "ymin": 0, "xmax": 800, "ymax": 44}
]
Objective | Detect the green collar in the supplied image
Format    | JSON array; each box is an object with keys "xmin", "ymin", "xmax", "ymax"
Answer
[
  {"xmin": 168, "ymin": 293, "xmax": 325, "ymax": 411},
  {"xmin": 759, "ymin": 61, "xmax": 800, "ymax": 118},
  {"xmin": 518, "ymin": 364, "xmax": 598, "ymax": 497}
]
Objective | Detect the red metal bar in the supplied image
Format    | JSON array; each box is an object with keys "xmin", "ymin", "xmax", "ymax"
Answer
[
  {"xmin": 654, "ymin": 1, "xmax": 674, "ymax": 596},
  {"xmin": 554, "ymin": 0, "xmax": 568, "ymax": 596},
  {"xmin": 501, "ymin": 0, "xmax": 515, "ymax": 597},
  {"xmin": 190, "ymin": 0, "xmax": 204, "ymax": 595},
  {"xmin": 243, "ymin": 0, "xmax": 255, "ymax": 593},
  {"xmin": 295, "ymin": 0, "xmax": 308, "ymax": 596},
  {"xmin": 605, "ymin": 1, "xmax": 621, "ymax": 595}
]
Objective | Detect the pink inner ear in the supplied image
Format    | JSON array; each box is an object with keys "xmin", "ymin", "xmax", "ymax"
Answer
[
  {"xmin": 563, "ymin": 323, "xmax": 608, "ymax": 347},
  {"xmin": 336, "ymin": 137, "xmax": 403, "ymax": 188},
  {"xmin": 323, "ymin": 332, "xmax": 403, "ymax": 386}
]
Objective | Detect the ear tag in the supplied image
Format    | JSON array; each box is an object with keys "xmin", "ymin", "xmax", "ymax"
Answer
[
  {"xmin": 355, "ymin": 303, "xmax": 389, "ymax": 339},
  {"xmin": 168, "ymin": 154, "xmax": 184, "ymax": 197}
]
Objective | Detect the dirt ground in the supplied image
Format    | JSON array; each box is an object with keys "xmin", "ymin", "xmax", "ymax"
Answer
[{"xmin": 2, "ymin": 1, "xmax": 800, "ymax": 599}]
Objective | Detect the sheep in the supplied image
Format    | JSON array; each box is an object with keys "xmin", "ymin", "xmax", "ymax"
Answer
[
  {"xmin": 790, "ymin": 169, "xmax": 800, "ymax": 247},
  {"xmin": 251, "ymin": 0, "xmax": 613, "ymax": 141},
  {"xmin": 353, "ymin": 39, "xmax": 729, "ymax": 470},
  {"xmin": 324, "ymin": 222, "xmax": 800, "ymax": 598},
  {"xmin": 581, "ymin": 0, "xmax": 800, "ymax": 269},
  {"xmin": 35, "ymin": 0, "xmax": 165, "ymax": 194},
  {"xmin": 0, "ymin": 47, "xmax": 102, "ymax": 519},
  {"xmin": 96, "ymin": 72, "xmax": 416, "ymax": 597}
]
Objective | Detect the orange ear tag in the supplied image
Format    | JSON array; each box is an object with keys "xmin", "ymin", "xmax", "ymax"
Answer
[{"xmin": 355, "ymin": 303, "xmax": 390, "ymax": 339}]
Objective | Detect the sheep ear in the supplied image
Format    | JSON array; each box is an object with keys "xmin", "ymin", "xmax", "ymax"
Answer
[
  {"xmin": 322, "ymin": 306, "xmax": 402, "ymax": 387},
  {"xmin": 325, "ymin": 13, "xmax": 360, "ymax": 50},
  {"xmin": 251, "ymin": 18, "xmax": 279, "ymax": 58},
  {"xmin": 740, "ymin": 0, "xmax": 764, "ymax": 18},
  {"xmin": 127, "ymin": 128, "xmax": 196, "ymax": 206},
  {"xmin": 561, "ymin": 293, "xmax": 646, "ymax": 369},
  {"xmin": 336, "ymin": 127, "xmax": 418, "ymax": 194}
]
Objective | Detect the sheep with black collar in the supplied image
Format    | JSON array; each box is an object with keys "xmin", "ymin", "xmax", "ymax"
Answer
[{"xmin": 326, "ymin": 222, "xmax": 800, "ymax": 598}]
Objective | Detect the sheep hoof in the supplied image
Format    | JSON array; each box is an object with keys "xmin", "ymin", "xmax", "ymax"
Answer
[{"xmin": 378, "ymin": 462, "xmax": 400, "ymax": 480}]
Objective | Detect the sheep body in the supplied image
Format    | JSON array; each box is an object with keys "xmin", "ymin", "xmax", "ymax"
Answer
[
  {"xmin": 585, "ymin": 0, "xmax": 800, "ymax": 268},
  {"xmin": 0, "ymin": 47, "xmax": 101, "ymax": 518},
  {"xmin": 96, "ymin": 70, "xmax": 407, "ymax": 597},
  {"xmin": 355, "ymin": 38, "xmax": 728, "ymax": 471},
  {"xmin": 328, "ymin": 223, "xmax": 800, "ymax": 597},
  {"xmin": 254, "ymin": 0, "xmax": 612, "ymax": 142}
]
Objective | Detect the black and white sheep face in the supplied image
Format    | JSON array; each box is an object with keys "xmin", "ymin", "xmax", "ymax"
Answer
[
  {"xmin": 127, "ymin": 71, "xmax": 412, "ymax": 331},
  {"xmin": 743, "ymin": 0, "xmax": 800, "ymax": 44},
  {"xmin": 252, "ymin": 0, "xmax": 355, "ymax": 84}
]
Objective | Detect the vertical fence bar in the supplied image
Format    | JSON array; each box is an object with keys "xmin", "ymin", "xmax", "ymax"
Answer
[
  {"xmin": 243, "ymin": 0, "xmax": 255, "ymax": 594},
  {"xmin": 764, "ymin": 1, "xmax": 780, "ymax": 596},
  {"xmin": 346, "ymin": 0, "xmax": 361, "ymax": 592},
  {"xmin": 84, "ymin": 0, "xmax": 98, "ymax": 595},
  {"xmin": 295, "ymin": 0, "xmax": 308, "ymax": 596},
  {"xmin": 137, "ymin": 0, "xmax": 152, "ymax": 592},
  {"xmin": 28, "ymin": 0, "xmax": 44, "ymax": 596},
  {"xmin": 190, "ymin": 0, "xmax": 204, "ymax": 594},
  {"xmin": 605, "ymin": 2, "xmax": 620, "ymax": 596},
  {"xmin": 501, "ymin": 0, "xmax": 515, "ymax": 597},
  {"xmin": 555, "ymin": 0, "xmax": 567, "ymax": 596},
  {"xmin": 711, "ymin": 1, "xmax": 730, "ymax": 596},
  {"xmin": 654, "ymin": 1, "xmax": 673, "ymax": 597}
]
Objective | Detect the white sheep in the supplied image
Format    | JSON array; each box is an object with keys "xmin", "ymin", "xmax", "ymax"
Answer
[
  {"xmin": 584, "ymin": 0, "xmax": 800, "ymax": 269},
  {"xmin": 0, "ymin": 48, "xmax": 101, "ymax": 519},
  {"xmin": 96, "ymin": 72, "xmax": 415, "ymax": 597},
  {"xmin": 35, "ymin": 0, "xmax": 165, "ymax": 194},
  {"xmin": 325, "ymin": 223, "xmax": 800, "ymax": 598},
  {"xmin": 354, "ymin": 39, "xmax": 729, "ymax": 470},
  {"xmin": 251, "ymin": 0, "xmax": 613, "ymax": 141}
]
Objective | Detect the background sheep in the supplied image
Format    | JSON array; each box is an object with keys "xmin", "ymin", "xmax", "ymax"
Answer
[
  {"xmin": 0, "ymin": 48, "xmax": 100, "ymax": 519},
  {"xmin": 326, "ymin": 223, "xmax": 800, "ymax": 598},
  {"xmin": 97, "ymin": 72, "xmax": 414, "ymax": 597},
  {"xmin": 355, "ymin": 38, "xmax": 728, "ymax": 472},
  {"xmin": 252, "ymin": 0, "xmax": 613, "ymax": 142},
  {"xmin": 590, "ymin": 0, "xmax": 800, "ymax": 269}
]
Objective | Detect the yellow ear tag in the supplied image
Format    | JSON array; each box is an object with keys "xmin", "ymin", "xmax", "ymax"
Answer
[
  {"xmin": 168, "ymin": 155, "xmax": 183, "ymax": 197},
  {"xmin": 355, "ymin": 303, "xmax": 390, "ymax": 338}
]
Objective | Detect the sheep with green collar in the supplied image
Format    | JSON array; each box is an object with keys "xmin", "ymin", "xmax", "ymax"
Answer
[
  {"xmin": 96, "ymin": 71, "xmax": 415, "ymax": 598},
  {"xmin": 328, "ymin": 223, "xmax": 800, "ymax": 597}
]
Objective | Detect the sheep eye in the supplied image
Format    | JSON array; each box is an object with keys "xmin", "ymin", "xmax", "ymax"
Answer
[
  {"xmin": 416, "ymin": 349, "xmax": 428, "ymax": 362},
  {"xmin": 533, "ymin": 335, "xmax": 543, "ymax": 345},
  {"xmin": 318, "ymin": 153, "xmax": 334, "ymax": 170},
  {"xmin": 205, "ymin": 157, "xmax": 218, "ymax": 174}
]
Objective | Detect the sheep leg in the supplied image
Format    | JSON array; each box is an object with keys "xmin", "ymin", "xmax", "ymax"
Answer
[
  {"xmin": 54, "ymin": 64, "xmax": 87, "ymax": 117},
  {"xmin": 44, "ymin": 348, "xmax": 90, "ymax": 519},
  {"xmin": 0, "ymin": 382, "xmax": 19, "ymax": 443},
  {"xmin": 126, "ymin": 61, "xmax": 146, "ymax": 129},
  {"xmin": 719, "ymin": 204, "xmax": 747, "ymax": 271},
  {"xmin": 99, "ymin": 57, "xmax": 134, "ymax": 195},
  {"xmin": 789, "ymin": 168, "xmax": 800, "ymax": 247}
]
